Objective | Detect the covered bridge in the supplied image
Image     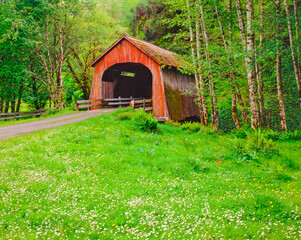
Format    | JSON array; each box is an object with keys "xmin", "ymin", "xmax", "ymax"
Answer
[{"xmin": 89, "ymin": 35, "xmax": 200, "ymax": 121}]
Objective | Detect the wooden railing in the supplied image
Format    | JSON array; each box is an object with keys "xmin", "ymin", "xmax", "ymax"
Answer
[
  {"xmin": 0, "ymin": 108, "xmax": 55, "ymax": 120},
  {"xmin": 102, "ymin": 97, "xmax": 141, "ymax": 107},
  {"xmin": 130, "ymin": 99, "xmax": 153, "ymax": 112},
  {"xmin": 75, "ymin": 99, "xmax": 102, "ymax": 111},
  {"xmin": 75, "ymin": 97, "xmax": 152, "ymax": 111}
]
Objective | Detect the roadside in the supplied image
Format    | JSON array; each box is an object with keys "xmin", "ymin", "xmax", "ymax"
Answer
[
  {"xmin": 0, "ymin": 109, "xmax": 115, "ymax": 140},
  {"xmin": 0, "ymin": 108, "xmax": 77, "ymax": 127}
]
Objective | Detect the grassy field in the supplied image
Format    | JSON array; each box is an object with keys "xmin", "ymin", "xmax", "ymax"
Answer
[{"xmin": 0, "ymin": 109, "xmax": 300, "ymax": 239}]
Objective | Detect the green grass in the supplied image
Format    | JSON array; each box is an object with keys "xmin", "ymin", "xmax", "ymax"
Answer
[
  {"xmin": 0, "ymin": 110, "xmax": 300, "ymax": 239},
  {"xmin": 0, "ymin": 108, "xmax": 77, "ymax": 127}
]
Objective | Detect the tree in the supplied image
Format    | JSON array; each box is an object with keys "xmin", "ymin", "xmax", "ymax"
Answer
[{"xmin": 276, "ymin": 0, "xmax": 287, "ymax": 131}]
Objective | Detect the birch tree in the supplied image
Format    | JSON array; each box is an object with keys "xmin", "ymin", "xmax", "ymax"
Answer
[
  {"xmin": 199, "ymin": 1, "xmax": 219, "ymax": 129},
  {"xmin": 246, "ymin": 0, "xmax": 260, "ymax": 128},
  {"xmin": 257, "ymin": 0, "xmax": 266, "ymax": 126},
  {"xmin": 186, "ymin": 0, "xmax": 208, "ymax": 125},
  {"xmin": 284, "ymin": 0, "xmax": 301, "ymax": 108},
  {"xmin": 276, "ymin": 0, "xmax": 287, "ymax": 131}
]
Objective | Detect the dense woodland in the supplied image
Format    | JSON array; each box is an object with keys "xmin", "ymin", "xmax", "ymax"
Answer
[{"xmin": 0, "ymin": 0, "xmax": 300, "ymax": 131}]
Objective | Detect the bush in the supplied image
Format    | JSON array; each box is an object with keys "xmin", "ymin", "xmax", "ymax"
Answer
[
  {"xmin": 42, "ymin": 108, "xmax": 60, "ymax": 117},
  {"xmin": 165, "ymin": 120, "xmax": 181, "ymax": 128},
  {"xmin": 283, "ymin": 130, "xmax": 301, "ymax": 141},
  {"xmin": 264, "ymin": 129, "xmax": 281, "ymax": 141},
  {"xmin": 199, "ymin": 125, "xmax": 217, "ymax": 135},
  {"xmin": 181, "ymin": 122, "xmax": 201, "ymax": 133},
  {"xmin": 245, "ymin": 129, "xmax": 275, "ymax": 153},
  {"xmin": 117, "ymin": 111, "xmax": 133, "ymax": 121},
  {"xmin": 133, "ymin": 109, "xmax": 158, "ymax": 132}
]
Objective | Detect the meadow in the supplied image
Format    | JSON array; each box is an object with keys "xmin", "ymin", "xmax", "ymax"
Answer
[{"xmin": 0, "ymin": 109, "xmax": 300, "ymax": 239}]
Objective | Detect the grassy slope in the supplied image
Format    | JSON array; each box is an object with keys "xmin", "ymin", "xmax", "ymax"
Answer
[{"xmin": 0, "ymin": 111, "xmax": 300, "ymax": 239}]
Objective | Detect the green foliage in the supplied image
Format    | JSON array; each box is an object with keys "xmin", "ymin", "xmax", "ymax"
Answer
[
  {"xmin": 181, "ymin": 121, "xmax": 217, "ymax": 135},
  {"xmin": 181, "ymin": 121, "xmax": 201, "ymax": 133},
  {"xmin": 165, "ymin": 120, "xmax": 181, "ymax": 127},
  {"xmin": 133, "ymin": 109, "xmax": 158, "ymax": 131},
  {"xmin": 42, "ymin": 108, "xmax": 60, "ymax": 117},
  {"xmin": 245, "ymin": 129, "xmax": 275, "ymax": 153},
  {"xmin": 262, "ymin": 129, "xmax": 281, "ymax": 141},
  {"xmin": 117, "ymin": 111, "xmax": 134, "ymax": 121},
  {"xmin": 283, "ymin": 130, "xmax": 301, "ymax": 141}
]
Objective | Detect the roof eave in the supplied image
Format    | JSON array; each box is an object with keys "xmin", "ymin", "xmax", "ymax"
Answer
[{"xmin": 89, "ymin": 35, "xmax": 126, "ymax": 67}]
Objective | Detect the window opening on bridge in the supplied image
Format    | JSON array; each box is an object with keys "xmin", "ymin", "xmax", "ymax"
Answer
[{"xmin": 120, "ymin": 71, "xmax": 135, "ymax": 77}]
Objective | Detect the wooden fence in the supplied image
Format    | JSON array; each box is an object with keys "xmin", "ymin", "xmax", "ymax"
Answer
[
  {"xmin": 75, "ymin": 98, "xmax": 152, "ymax": 111},
  {"xmin": 75, "ymin": 99, "xmax": 103, "ymax": 111},
  {"xmin": 0, "ymin": 108, "xmax": 55, "ymax": 120},
  {"xmin": 129, "ymin": 99, "xmax": 153, "ymax": 112}
]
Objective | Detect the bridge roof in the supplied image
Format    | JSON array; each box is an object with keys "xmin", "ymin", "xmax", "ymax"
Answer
[{"xmin": 90, "ymin": 35, "xmax": 185, "ymax": 68}]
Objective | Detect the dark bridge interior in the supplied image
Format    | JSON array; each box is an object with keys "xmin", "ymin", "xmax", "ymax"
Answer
[{"xmin": 102, "ymin": 63, "xmax": 152, "ymax": 99}]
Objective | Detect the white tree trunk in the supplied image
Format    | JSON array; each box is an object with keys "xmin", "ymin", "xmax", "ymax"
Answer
[
  {"xmin": 276, "ymin": 0, "xmax": 287, "ymax": 131},
  {"xmin": 199, "ymin": 2, "xmax": 219, "ymax": 129},
  {"xmin": 257, "ymin": 0, "xmax": 266, "ymax": 126},
  {"xmin": 246, "ymin": 0, "xmax": 260, "ymax": 128},
  {"xmin": 186, "ymin": 0, "xmax": 206, "ymax": 124},
  {"xmin": 284, "ymin": 0, "xmax": 301, "ymax": 108}
]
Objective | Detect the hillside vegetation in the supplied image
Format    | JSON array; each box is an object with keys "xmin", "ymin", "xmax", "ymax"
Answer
[{"xmin": 0, "ymin": 109, "xmax": 300, "ymax": 239}]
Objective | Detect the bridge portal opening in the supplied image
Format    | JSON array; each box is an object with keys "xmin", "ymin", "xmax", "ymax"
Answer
[{"xmin": 102, "ymin": 63, "xmax": 152, "ymax": 99}]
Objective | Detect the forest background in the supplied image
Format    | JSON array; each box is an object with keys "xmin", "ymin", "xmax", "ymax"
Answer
[{"xmin": 0, "ymin": 0, "xmax": 300, "ymax": 132}]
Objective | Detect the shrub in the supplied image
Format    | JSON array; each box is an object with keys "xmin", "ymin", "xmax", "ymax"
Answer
[
  {"xmin": 117, "ymin": 111, "xmax": 133, "ymax": 121},
  {"xmin": 245, "ymin": 129, "xmax": 275, "ymax": 153},
  {"xmin": 199, "ymin": 125, "xmax": 217, "ymax": 135},
  {"xmin": 283, "ymin": 130, "xmax": 301, "ymax": 141},
  {"xmin": 165, "ymin": 120, "xmax": 181, "ymax": 128},
  {"xmin": 133, "ymin": 109, "xmax": 158, "ymax": 132},
  {"xmin": 181, "ymin": 122, "xmax": 201, "ymax": 133},
  {"xmin": 264, "ymin": 129, "xmax": 281, "ymax": 141},
  {"xmin": 232, "ymin": 129, "xmax": 248, "ymax": 139},
  {"xmin": 42, "ymin": 108, "xmax": 60, "ymax": 117}
]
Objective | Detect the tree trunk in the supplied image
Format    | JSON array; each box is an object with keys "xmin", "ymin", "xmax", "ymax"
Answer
[
  {"xmin": 246, "ymin": 0, "xmax": 260, "ymax": 128},
  {"xmin": 195, "ymin": 19, "xmax": 209, "ymax": 125},
  {"xmin": 186, "ymin": 0, "xmax": 206, "ymax": 125},
  {"xmin": 0, "ymin": 98, "xmax": 3, "ymax": 113},
  {"xmin": 11, "ymin": 99, "xmax": 15, "ymax": 113},
  {"xmin": 236, "ymin": 0, "xmax": 246, "ymax": 47},
  {"xmin": 235, "ymin": 0, "xmax": 251, "ymax": 125},
  {"xmin": 16, "ymin": 85, "xmax": 23, "ymax": 113},
  {"xmin": 216, "ymin": 4, "xmax": 244, "ymax": 128},
  {"xmin": 268, "ymin": 109, "xmax": 272, "ymax": 128},
  {"xmin": 58, "ymin": 25, "xmax": 64, "ymax": 110},
  {"xmin": 32, "ymin": 81, "xmax": 40, "ymax": 110},
  {"xmin": 232, "ymin": 92, "xmax": 241, "ymax": 129},
  {"xmin": 67, "ymin": 60, "xmax": 90, "ymax": 99},
  {"xmin": 284, "ymin": 0, "xmax": 301, "ymax": 108},
  {"xmin": 199, "ymin": 2, "xmax": 219, "ymax": 129},
  {"xmin": 4, "ymin": 102, "xmax": 9, "ymax": 113},
  {"xmin": 257, "ymin": 0, "xmax": 266, "ymax": 126},
  {"xmin": 293, "ymin": 0, "xmax": 300, "ymax": 68},
  {"xmin": 276, "ymin": 0, "xmax": 287, "ymax": 131}
]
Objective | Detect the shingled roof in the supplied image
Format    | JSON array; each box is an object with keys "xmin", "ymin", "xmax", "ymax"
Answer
[{"xmin": 90, "ymin": 35, "xmax": 185, "ymax": 68}]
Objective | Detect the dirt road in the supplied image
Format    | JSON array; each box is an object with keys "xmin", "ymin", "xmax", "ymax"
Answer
[{"xmin": 0, "ymin": 109, "xmax": 115, "ymax": 141}]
